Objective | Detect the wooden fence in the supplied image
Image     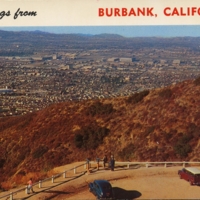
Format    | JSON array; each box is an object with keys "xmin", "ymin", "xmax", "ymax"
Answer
[{"xmin": 0, "ymin": 161, "xmax": 200, "ymax": 200}]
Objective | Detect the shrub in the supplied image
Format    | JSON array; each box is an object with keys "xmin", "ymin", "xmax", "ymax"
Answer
[
  {"xmin": 86, "ymin": 101, "xmax": 114, "ymax": 116},
  {"xmin": 187, "ymin": 123, "xmax": 200, "ymax": 139},
  {"xmin": 42, "ymin": 162, "xmax": 54, "ymax": 172},
  {"xmin": 174, "ymin": 134, "xmax": 192, "ymax": 158},
  {"xmin": 159, "ymin": 88, "xmax": 172, "ymax": 98},
  {"xmin": 126, "ymin": 90, "xmax": 149, "ymax": 104},
  {"xmin": 142, "ymin": 126, "xmax": 155, "ymax": 137},
  {"xmin": 0, "ymin": 159, "xmax": 5, "ymax": 168},
  {"xmin": 118, "ymin": 143, "xmax": 135, "ymax": 161},
  {"xmin": 194, "ymin": 76, "xmax": 200, "ymax": 85},
  {"xmin": 74, "ymin": 125, "xmax": 109, "ymax": 150},
  {"xmin": 1, "ymin": 181, "xmax": 12, "ymax": 191},
  {"xmin": 32, "ymin": 145, "xmax": 49, "ymax": 159},
  {"xmin": 74, "ymin": 134, "xmax": 83, "ymax": 148}
]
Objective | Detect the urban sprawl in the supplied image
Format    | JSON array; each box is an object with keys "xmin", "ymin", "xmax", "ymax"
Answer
[{"xmin": 1, "ymin": 39, "xmax": 200, "ymax": 117}]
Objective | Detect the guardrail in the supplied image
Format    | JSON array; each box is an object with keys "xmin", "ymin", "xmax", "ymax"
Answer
[
  {"xmin": 0, "ymin": 162, "xmax": 87, "ymax": 200},
  {"xmin": 113, "ymin": 161, "xmax": 200, "ymax": 168},
  {"xmin": 90, "ymin": 161, "xmax": 200, "ymax": 169},
  {"xmin": 0, "ymin": 161, "xmax": 200, "ymax": 200}
]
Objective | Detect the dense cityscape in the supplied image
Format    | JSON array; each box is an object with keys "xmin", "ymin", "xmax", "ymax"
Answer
[{"xmin": 0, "ymin": 31, "xmax": 200, "ymax": 117}]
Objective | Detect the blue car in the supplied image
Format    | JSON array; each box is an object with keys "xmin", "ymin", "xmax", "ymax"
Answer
[{"xmin": 89, "ymin": 179, "xmax": 114, "ymax": 199}]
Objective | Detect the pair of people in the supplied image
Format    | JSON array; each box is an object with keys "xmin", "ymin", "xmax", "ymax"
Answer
[{"xmin": 103, "ymin": 155, "xmax": 115, "ymax": 171}]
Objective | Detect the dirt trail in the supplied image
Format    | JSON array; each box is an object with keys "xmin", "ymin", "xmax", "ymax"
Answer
[
  {"xmin": 32, "ymin": 165, "xmax": 200, "ymax": 199},
  {"xmin": 1, "ymin": 163, "xmax": 200, "ymax": 199}
]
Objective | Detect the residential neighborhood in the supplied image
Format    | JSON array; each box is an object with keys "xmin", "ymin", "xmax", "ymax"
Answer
[{"xmin": 1, "ymin": 31, "xmax": 200, "ymax": 117}]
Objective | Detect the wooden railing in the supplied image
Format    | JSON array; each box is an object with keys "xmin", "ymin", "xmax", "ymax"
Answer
[
  {"xmin": 0, "ymin": 161, "xmax": 200, "ymax": 199},
  {"xmin": 113, "ymin": 161, "xmax": 200, "ymax": 168},
  {"xmin": 0, "ymin": 162, "xmax": 87, "ymax": 200}
]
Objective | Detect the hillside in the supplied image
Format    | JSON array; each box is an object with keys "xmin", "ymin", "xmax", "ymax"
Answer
[{"xmin": 0, "ymin": 78, "xmax": 200, "ymax": 184}]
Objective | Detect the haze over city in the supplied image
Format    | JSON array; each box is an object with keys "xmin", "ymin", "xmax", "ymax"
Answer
[{"xmin": 1, "ymin": 25, "xmax": 200, "ymax": 37}]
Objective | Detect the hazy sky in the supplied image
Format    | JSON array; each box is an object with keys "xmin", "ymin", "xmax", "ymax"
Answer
[{"xmin": 0, "ymin": 26, "xmax": 200, "ymax": 37}]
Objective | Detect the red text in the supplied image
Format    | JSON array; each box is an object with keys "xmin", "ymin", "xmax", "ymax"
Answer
[
  {"xmin": 98, "ymin": 7, "xmax": 155, "ymax": 17},
  {"xmin": 164, "ymin": 7, "xmax": 200, "ymax": 16}
]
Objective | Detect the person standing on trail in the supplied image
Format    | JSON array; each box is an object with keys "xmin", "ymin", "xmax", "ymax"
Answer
[
  {"xmin": 110, "ymin": 155, "xmax": 115, "ymax": 171},
  {"xmin": 103, "ymin": 155, "xmax": 108, "ymax": 168},
  {"xmin": 27, "ymin": 178, "xmax": 34, "ymax": 194}
]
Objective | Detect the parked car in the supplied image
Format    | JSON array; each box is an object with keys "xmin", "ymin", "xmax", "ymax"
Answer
[
  {"xmin": 178, "ymin": 167, "xmax": 200, "ymax": 185},
  {"xmin": 89, "ymin": 179, "xmax": 114, "ymax": 199}
]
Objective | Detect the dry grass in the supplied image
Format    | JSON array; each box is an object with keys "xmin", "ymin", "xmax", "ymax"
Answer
[
  {"xmin": 0, "ymin": 79, "xmax": 200, "ymax": 188},
  {"xmin": 0, "ymin": 169, "xmax": 59, "ymax": 191}
]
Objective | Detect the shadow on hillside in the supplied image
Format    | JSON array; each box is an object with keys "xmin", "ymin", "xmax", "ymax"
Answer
[{"xmin": 113, "ymin": 187, "xmax": 141, "ymax": 200}]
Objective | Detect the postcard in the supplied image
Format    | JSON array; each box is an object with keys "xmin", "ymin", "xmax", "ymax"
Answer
[{"xmin": 0, "ymin": 0, "xmax": 200, "ymax": 199}]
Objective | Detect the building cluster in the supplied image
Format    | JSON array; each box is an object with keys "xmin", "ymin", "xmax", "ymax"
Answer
[{"xmin": 1, "ymin": 47, "xmax": 200, "ymax": 117}]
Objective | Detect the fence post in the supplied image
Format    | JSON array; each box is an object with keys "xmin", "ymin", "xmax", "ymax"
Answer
[
  {"xmin": 84, "ymin": 164, "xmax": 86, "ymax": 169},
  {"xmin": 39, "ymin": 180, "xmax": 42, "ymax": 188},
  {"xmin": 146, "ymin": 163, "xmax": 149, "ymax": 168},
  {"xmin": 164, "ymin": 163, "xmax": 167, "ymax": 168},
  {"xmin": 127, "ymin": 163, "xmax": 130, "ymax": 168},
  {"xmin": 86, "ymin": 159, "xmax": 90, "ymax": 174},
  {"xmin": 183, "ymin": 161, "xmax": 186, "ymax": 168},
  {"xmin": 10, "ymin": 192, "xmax": 13, "ymax": 200},
  {"xmin": 96, "ymin": 158, "xmax": 100, "ymax": 170},
  {"xmin": 63, "ymin": 170, "xmax": 67, "ymax": 178},
  {"xmin": 25, "ymin": 185, "xmax": 28, "ymax": 194},
  {"xmin": 74, "ymin": 166, "xmax": 77, "ymax": 174},
  {"xmin": 52, "ymin": 175, "xmax": 54, "ymax": 183}
]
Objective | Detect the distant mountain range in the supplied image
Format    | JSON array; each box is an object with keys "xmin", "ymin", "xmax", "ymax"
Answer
[
  {"xmin": 0, "ymin": 77, "xmax": 200, "ymax": 186},
  {"xmin": 0, "ymin": 29, "xmax": 123, "ymax": 37},
  {"xmin": 1, "ymin": 28, "xmax": 200, "ymax": 40},
  {"xmin": 0, "ymin": 29, "xmax": 200, "ymax": 54}
]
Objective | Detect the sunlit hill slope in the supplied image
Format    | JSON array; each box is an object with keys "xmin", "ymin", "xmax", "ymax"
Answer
[{"xmin": 0, "ymin": 78, "xmax": 200, "ymax": 183}]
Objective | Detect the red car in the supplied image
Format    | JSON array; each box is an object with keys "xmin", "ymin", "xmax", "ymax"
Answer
[{"xmin": 178, "ymin": 167, "xmax": 200, "ymax": 185}]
